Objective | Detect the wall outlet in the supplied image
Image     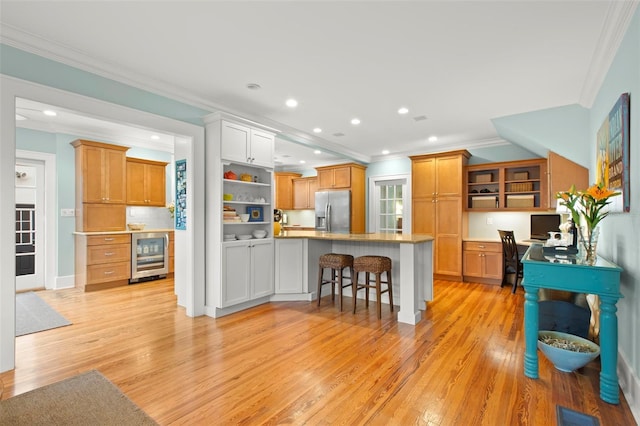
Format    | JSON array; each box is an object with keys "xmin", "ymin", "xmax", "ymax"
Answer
[
  {"xmin": 60, "ymin": 208, "xmax": 75, "ymax": 217},
  {"xmin": 486, "ymin": 217, "xmax": 493, "ymax": 225}
]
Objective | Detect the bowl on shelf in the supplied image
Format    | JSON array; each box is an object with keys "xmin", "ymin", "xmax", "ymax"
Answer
[
  {"xmin": 240, "ymin": 173, "xmax": 253, "ymax": 182},
  {"xmin": 127, "ymin": 223, "xmax": 145, "ymax": 231},
  {"xmin": 252, "ymin": 230, "xmax": 268, "ymax": 239},
  {"xmin": 237, "ymin": 234, "xmax": 253, "ymax": 240},
  {"xmin": 223, "ymin": 193, "xmax": 233, "ymax": 201},
  {"xmin": 538, "ymin": 330, "xmax": 600, "ymax": 372},
  {"xmin": 224, "ymin": 234, "xmax": 235, "ymax": 240},
  {"xmin": 239, "ymin": 214, "xmax": 250, "ymax": 222}
]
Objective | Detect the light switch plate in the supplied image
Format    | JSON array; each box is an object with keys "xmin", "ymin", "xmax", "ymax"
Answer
[
  {"xmin": 486, "ymin": 217, "xmax": 493, "ymax": 225},
  {"xmin": 60, "ymin": 208, "xmax": 75, "ymax": 217}
]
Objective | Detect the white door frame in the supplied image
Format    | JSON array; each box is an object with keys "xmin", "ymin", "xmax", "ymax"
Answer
[
  {"xmin": 368, "ymin": 174, "xmax": 411, "ymax": 234},
  {"xmin": 16, "ymin": 151, "xmax": 57, "ymax": 290},
  {"xmin": 1, "ymin": 75, "xmax": 206, "ymax": 372}
]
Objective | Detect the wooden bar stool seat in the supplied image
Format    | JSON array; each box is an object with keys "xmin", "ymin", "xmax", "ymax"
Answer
[
  {"xmin": 353, "ymin": 255, "xmax": 394, "ymax": 319},
  {"xmin": 317, "ymin": 253, "xmax": 354, "ymax": 311}
]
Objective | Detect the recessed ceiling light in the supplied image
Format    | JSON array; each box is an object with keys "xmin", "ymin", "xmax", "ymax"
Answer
[
  {"xmin": 150, "ymin": 135, "xmax": 160, "ymax": 140},
  {"xmin": 43, "ymin": 110, "xmax": 57, "ymax": 116},
  {"xmin": 398, "ymin": 107, "xmax": 409, "ymax": 115},
  {"xmin": 15, "ymin": 114, "xmax": 27, "ymax": 121},
  {"xmin": 314, "ymin": 150, "xmax": 322, "ymax": 155},
  {"xmin": 313, "ymin": 128, "xmax": 322, "ymax": 133},
  {"xmin": 351, "ymin": 118, "xmax": 360, "ymax": 125},
  {"xmin": 286, "ymin": 98, "xmax": 298, "ymax": 108},
  {"xmin": 428, "ymin": 136, "xmax": 438, "ymax": 142},
  {"xmin": 382, "ymin": 150, "xmax": 390, "ymax": 155},
  {"xmin": 299, "ymin": 160, "xmax": 306, "ymax": 164},
  {"xmin": 246, "ymin": 83, "xmax": 261, "ymax": 90}
]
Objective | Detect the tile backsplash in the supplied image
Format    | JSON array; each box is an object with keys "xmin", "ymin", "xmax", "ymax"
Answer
[{"xmin": 127, "ymin": 206, "xmax": 174, "ymax": 230}]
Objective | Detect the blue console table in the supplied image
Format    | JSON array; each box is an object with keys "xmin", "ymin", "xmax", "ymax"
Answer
[{"xmin": 522, "ymin": 244, "xmax": 623, "ymax": 404}]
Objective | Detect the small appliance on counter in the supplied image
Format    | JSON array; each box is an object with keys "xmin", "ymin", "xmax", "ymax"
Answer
[{"xmin": 273, "ymin": 209, "xmax": 283, "ymax": 235}]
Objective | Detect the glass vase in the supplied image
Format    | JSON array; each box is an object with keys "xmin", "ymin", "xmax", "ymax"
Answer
[{"xmin": 578, "ymin": 225, "xmax": 599, "ymax": 265}]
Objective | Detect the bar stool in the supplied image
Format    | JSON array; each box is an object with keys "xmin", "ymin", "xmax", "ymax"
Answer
[
  {"xmin": 353, "ymin": 255, "xmax": 394, "ymax": 319},
  {"xmin": 317, "ymin": 253, "xmax": 354, "ymax": 311}
]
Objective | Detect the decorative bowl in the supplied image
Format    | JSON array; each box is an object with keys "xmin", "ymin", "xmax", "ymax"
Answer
[
  {"xmin": 538, "ymin": 330, "xmax": 600, "ymax": 372},
  {"xmin": 239, "ymin": 214, "xmax": 250, "ymax": 222},
  {"xmin": 240, "ymin": 173, "xmax": 253, "ymax": 182},
  {"xmin": 223, "ymin": 193, "xmax": 233, "ymax": 201},
  {"xmin": 127, "ymin": 223, "xmax": 145, "ymax": 231},
  {"xmin": 252, "ymin": 230, "xmax": 268, "ymax": 239},
  {"xmin": 237, "ymin": 234, "xmax": 253, "ymax": 240}
]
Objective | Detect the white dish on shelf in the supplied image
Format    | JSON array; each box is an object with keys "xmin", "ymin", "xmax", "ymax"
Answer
[
  {"xmin": 224, "ymin": 238, "xmax": 236, "ymax": 242},
  {"xmin": 224, "ymin": 234, "xmax": 235, "ymax": 239},
  {"xmin": 237, "ymin": 234, "xmax": 253, "ymax": 240},
  {"xmin": 252, "ymin": 230, "xmax": 268, "ymax": 239}
]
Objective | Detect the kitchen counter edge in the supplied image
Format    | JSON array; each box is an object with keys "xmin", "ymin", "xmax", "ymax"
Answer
[
  {"xmin": 275, "ymin": 230, "xmax": 433, "ymax": 244},
  {"xmin": 73, "ymin": 229, "xmax": 174, "ymax": 235}
]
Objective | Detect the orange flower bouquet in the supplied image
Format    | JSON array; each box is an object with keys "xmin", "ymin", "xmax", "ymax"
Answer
[{"xmin": 556, "ymin": 183, "xmax": 620, "ymax": 264}]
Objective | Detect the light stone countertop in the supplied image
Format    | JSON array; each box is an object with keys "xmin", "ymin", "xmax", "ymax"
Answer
[{"xmin": 275, "ymin": 230, "xmax": 434, "ymax": 244}]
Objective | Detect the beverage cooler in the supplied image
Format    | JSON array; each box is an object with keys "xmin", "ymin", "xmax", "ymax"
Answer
[{"xmin": 130, "ymin": 232, "xmax": 169, "ymax": 283}]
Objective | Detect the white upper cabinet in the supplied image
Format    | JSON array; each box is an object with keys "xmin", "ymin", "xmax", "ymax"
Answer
[{"xmin": 220, "ymin": 120, "xmax": 274, "ymax": 168}]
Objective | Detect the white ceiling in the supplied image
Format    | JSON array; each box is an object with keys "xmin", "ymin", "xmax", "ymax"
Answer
[{"xmin": 2, "ymin": 1, "xmax": 637, "ymax": 169}]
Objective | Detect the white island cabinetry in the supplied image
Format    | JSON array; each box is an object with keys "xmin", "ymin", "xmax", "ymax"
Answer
[{"xmin": 205, "ymin": 112, "xmax": 278, "ymax": 317}]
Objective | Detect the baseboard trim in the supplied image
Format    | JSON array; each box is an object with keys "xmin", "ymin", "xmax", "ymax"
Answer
[
  {"xmin": 55, "ymin": 275, "xmax": 75, "ymax": 290},
  {"xmin": 618, "ymin": 350, "xmax": 640, "ymax": 423}
]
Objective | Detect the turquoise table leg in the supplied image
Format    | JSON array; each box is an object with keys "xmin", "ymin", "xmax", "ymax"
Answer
[
  {"xmin": 523, "ymin": 285, "xmax": 539, "ymax": 379},
  {"xmin": 599, "ymin": 295, "xmax": 620, "ymax": 404}
]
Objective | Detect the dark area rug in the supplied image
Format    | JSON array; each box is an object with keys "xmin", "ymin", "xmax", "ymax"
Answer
[
  {"xmin": 15, "ymin": 291, "xmax": 71, "ymax": 336},
  {"xmin": 0, "ymin": 370, "xmax": 158, "ymax": 425}
]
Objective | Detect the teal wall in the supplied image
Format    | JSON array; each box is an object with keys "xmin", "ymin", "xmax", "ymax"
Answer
[
  {"xmin": 587, "ymin": 7, "xmax": 639, "ymax": 384},
  {"xmin": 1, "ymin": 44, "xmax": 209, "ymax": 126}
]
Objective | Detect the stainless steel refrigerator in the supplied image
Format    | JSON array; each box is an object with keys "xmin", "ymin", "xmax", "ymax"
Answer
[{"xmin": 315, "ymin": 190, "xmax": 351, "ymax": 233}]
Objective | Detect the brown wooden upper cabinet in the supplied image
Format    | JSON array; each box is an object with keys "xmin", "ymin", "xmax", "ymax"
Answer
[
  {"xmin": 275, "ymin": 172, "xmax": 302, "ymax": 210},
  {"xmin": 317, "ymin": 164, "xmax": 352, "ymax": 189},
  {"xmin": 72, "ymin": 140, "xmax": 128, "ymax": 204},
  {"xmin": 315, "ymin": 163, "xmax": 367, "ymax": 233},
  {"xmin": 126, "ymin": 157, "xmax": 168, "ymax": 206},
  {"xmin": 292, "ymin": 177, "xmax": 317, "ymax": 210},
  {"xmin": 72, "ymin": 140, "xmax": 129, "ymax": 232},
  {"xmin": 464, "ymin": 152, "xmax": 587, "ymax": 211}
]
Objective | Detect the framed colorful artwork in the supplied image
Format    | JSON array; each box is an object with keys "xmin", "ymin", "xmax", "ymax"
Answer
[
  {"xmin": 247, "ymin": 206, "xmax": 264, "ymax": 222},
  {"xmin": 596, "ymin": 93, "xmax": 630, "ymax": 212},
  {"xmin": 175, "ymin": 159, "xmax": 187, "ymax": 230}
]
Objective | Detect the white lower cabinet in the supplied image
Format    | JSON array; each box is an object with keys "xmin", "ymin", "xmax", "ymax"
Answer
[
  {"xmin": 275, "ymin": 239, "xmax": 305, "ymax": 293},
  {"xmin": 221, "ymin": 239, "xmax": 273, "ymax": 308}
]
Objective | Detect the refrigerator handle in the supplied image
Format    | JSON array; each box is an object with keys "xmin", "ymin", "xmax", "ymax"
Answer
[{"xmin": 327, "ymin": 203, "xmax": 331, "ymax": 232}]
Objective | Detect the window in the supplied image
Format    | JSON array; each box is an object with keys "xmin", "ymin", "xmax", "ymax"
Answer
[{"xmin": 369, "ymin": 175, "xmax": 410, "ymax": 233}]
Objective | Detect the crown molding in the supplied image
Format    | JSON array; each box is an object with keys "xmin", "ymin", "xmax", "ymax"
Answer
[
  {"xmin": 1, "ymin": 24, "xmax": 372, "ymax": 163},
  {"xmin": 369, "ymin": 137, "xmax": 509, "ymax": 163},
  {"xmin": 16, "ymin": 121, "xmax": 175, "ymax": 153},
  {"xmin": 579, "ymin": 1, "xmax": 639, "ymax": 107}
]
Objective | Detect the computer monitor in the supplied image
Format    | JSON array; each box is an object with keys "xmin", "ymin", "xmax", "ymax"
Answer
[{"xmin": 530, "ymin": 214, "xmax": 561, "ymax": 240}]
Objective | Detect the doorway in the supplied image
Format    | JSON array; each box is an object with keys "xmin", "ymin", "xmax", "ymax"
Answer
[
  {"xmin": 14, "ymin": 159, "xmax": 45, "ymax": 291},
  {"xmin": 369, "ymin": 174, "xmax": 411, "ymax": 233}
]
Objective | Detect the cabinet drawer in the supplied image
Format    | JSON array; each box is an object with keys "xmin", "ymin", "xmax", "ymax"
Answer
[
  {"xmin": 87, "ymin": 261, "xmax": 130, "ymax": 284},
  {"xmin": 87, "ymin": 234, "xmax": 130, "ymax": 246},
  {"xmin": 87, "ymin": 243, "xmax": 130, "ymax": 265},
  {"xmin": 463, "ymin": 241, "xmax": 502, "ymax": 252}
]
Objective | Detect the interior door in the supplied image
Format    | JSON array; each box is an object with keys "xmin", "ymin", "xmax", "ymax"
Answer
[{"xmin": 15, "ymin": 160, "xmax": 45, "ymax": 291}]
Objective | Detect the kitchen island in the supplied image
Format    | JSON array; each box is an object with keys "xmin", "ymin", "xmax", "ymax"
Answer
[{"xmin": 273, "ymin": 230, "xmax": 434, "ymax": 325}]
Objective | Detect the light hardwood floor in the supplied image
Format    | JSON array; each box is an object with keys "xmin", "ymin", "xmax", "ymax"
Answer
[{"xmin": 1, "ymin": 279, "xmax": 636, "ymax": 425}]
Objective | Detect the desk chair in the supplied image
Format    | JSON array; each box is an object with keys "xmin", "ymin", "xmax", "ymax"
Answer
[{"xmin": 498, "ymin": 230, "xmax": 523, "ymax": 293}]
